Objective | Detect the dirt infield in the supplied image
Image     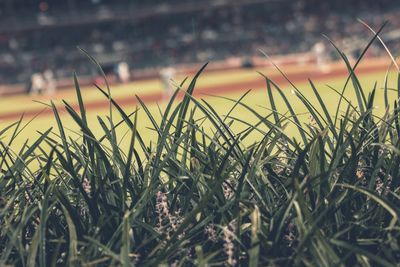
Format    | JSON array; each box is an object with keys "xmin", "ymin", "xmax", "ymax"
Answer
[{"xmin": 0, "ymin": 57, "xmax": 394, "ymax": 122}]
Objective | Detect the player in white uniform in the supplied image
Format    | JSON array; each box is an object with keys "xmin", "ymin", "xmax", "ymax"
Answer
[
  {"xmin": 160, "ymin": 66, "xmax": 176, "ymax": 100},
  {"xmin": 30, "ymin": 72, "xmax": 45, "ymax": 95},
  {"xmin": 117, "ymin": 61, "xmax": 131, "ymax": 83},
  {"xmin": 312, "ymin": 41, "xmax": 330, "ymax": 73},
  {"xmin": 43, "ymin": 69, "xmax": 56, "ymax": 95}
]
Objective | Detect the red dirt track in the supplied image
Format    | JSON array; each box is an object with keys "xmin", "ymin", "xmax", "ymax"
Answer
[{"xmin": 0, "ymin": 60, "xmax": 393, "ymax": 121}]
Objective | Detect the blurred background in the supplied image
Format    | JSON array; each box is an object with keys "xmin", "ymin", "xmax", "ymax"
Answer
[{"xmin": 0, "ymin": 0, "xmax": 399, "ymax": 93}]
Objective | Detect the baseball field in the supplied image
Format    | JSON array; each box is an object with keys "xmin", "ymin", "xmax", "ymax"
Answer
[{"xmin": 0, "ymin": 57, "xmax": 397, "ymax": 150}]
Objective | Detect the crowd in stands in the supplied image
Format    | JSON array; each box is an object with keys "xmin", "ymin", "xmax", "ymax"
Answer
[{"xmin": 0, "ymin": 0, "xmax": 399, "ymax": 85}]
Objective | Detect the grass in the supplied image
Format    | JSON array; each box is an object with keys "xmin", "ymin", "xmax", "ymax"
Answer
[{"xmin": 1, "ymin": 32, "xmax": 400, "ymax": 266}]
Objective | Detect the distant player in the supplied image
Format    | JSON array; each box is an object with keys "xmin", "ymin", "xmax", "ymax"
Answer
[
  {"xmin": 43, "ymin": 68, "xmax": 56, "ymax": 95},
  {"xmin": 117, "ymin": 61, "xmax": 131, "ymax": 83},
  {"xmin": 29, "ymin": 72, "xmax": 46, "ymax": 95},
  {"xmin": 312, "ymin": 41, "xmax": 330, "ymax": 73},
  {"xmin": 159, "ymin": 66, "xmax": 176, "ymax": 100}
]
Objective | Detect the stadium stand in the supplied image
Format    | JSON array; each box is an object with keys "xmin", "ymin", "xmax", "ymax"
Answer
[{"xmin": 0, "ymin": 0, "xmax": 399, "ymax": 89}]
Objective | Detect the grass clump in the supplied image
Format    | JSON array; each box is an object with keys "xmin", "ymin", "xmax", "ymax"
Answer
[{"xmin": 1, "ymin": 34, "xmax": 400, "ymax": 266}]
